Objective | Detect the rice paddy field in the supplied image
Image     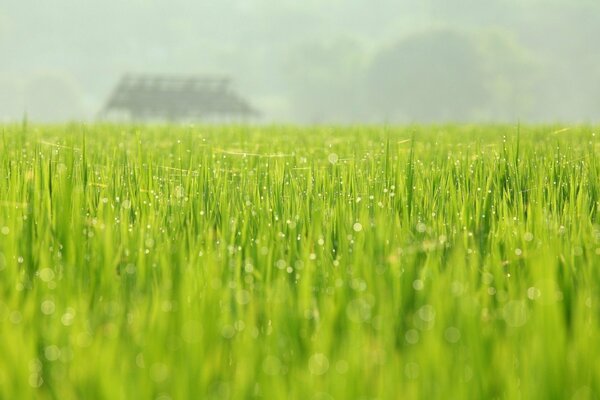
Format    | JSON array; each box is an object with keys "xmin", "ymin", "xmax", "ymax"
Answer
[{"xmin": 0, "ymin": 123, "xmax": 599, "ymax": 399}]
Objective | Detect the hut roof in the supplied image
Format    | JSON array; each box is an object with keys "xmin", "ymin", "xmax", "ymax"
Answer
[{"xmin": 101, "ymin": 74, "xmax": 258, "ymax": 121}]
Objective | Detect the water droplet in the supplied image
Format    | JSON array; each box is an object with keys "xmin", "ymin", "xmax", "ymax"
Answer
[
  {"xmin": 44, "ymin": 345, "xmax": 61, "ymax": 361},
  {"xmin": 405, "ymin": 329, "xmax": 420, "ymax": 344},
  {"xmin": 527, "ymin": 287, "xmax": 541, "ymax": 300},
  {"xmin": 482, "ymin": 272, "xmax": 494, "ymax": 285},
  {"xmin": 38, "ymin": 268, "xmax": 55, "ymax": 282},
  {"xmin": 412, "ymin": 279, "xmax": 424, "ymax": 291},
  {"xmin": 235, "ymin": 290, "xmax": 251, "ymax": 305},
  {"xmin": 417, "ymin": 305, "xmax": 436, "ymax": 322},
  {"xmin": 353, "ymin": 222, "xmax": 363, "ymax": 232},
  {"xmin": 503, "ymin": 300, "xmax": 529, "ymax": 327},
  {"xmin": 308, "ymin": 353, "xmax": 329, "ymax": 375},
  {"xmin": 346, "ymin": 298, "xmax": 372, "ymax": 323},
  {"xmin": 29, "ymin": 373, "xmax": 43, "ymax": 388},
  {"xmin": 451, "ymin": 281, "xmax": 465, "ymax": 296},
  {"xmin": 41, "ymin": 300, "xmax": 55, "ymax": 315},
  {"xmin": 174, "ymin": 185, "xmax": 185, "ymax": 199},
  {"xmin": 335, "ymin": 360, "xmax": 349, "ymax": 374},
  {"xmin": 404, "ymin": 362, "xmax": 420, "ymax": 380},
  {"xmin": 61, "ymin": 308, "xmax": 76, "ymax": 326},
  {"xmin": 221, "ymin": 325, "xmax": 235, "ymax": 339},
  {"xmin": 444, "ymin": 327, "xmax": 461, "ymax": 343}
]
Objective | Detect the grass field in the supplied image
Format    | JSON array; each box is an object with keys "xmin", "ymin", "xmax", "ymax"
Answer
[{"xmin": 0, "ymin": 124, "xmax": 599, "ymax": 399}]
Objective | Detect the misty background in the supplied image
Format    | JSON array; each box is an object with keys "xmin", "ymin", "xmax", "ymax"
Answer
[{"xmin": 0, "ymin": 0, "xmax": 599, "ymax": 124}]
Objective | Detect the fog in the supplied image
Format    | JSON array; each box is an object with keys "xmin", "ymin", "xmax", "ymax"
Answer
[{"xmin": 1, "ymin": 0, "xmax": 599, "ymax": 123}]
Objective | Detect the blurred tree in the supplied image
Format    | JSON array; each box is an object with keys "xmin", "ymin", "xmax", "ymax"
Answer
[
  {"xmin": 476, "ymin": 30, "xmax": 539, "ymax": 121},
  {"xmin": 282, "ymin": 38, "xmax": 369, "ymax": 123},
  {"xmin": 365, "ymin": 29, "xmax": 538, "ymax": 122},
  {"xmin": 366, "ymin": 29, "xmax": 490, "ymax": 122}
]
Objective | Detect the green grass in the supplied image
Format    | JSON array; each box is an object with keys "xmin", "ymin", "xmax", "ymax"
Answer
[{"xmin": 0, "ymin": 123, "xmax": 599, "ymax": 399}]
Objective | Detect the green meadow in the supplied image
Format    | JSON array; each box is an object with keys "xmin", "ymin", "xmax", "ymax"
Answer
[{"xmin": 0, "ymin": 124, "xmax": 599, "ymax": 399}]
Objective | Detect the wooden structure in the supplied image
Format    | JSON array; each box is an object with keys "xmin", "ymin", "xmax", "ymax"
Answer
[{"xmin": 100, "ymin": 74, "xmax": 259, "ymax": 122}]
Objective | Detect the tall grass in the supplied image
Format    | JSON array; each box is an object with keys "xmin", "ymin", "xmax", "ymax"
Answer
[{"xmin": 0, "ymin": 124, "xmax": 599, "ymax": 399}]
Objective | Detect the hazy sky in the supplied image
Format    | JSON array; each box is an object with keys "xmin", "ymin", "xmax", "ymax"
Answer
[{"xmin": 1, "ymin": 0, "xmax": 599, "ymax": 123}]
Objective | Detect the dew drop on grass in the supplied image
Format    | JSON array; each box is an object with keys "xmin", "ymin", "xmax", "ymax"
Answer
[
  {"xmin": 353, "ymin": 222, "xmax": 363, "ymax": 232},
  {"xmin": 463, "ymin": 366, "xmax": 474, "ymax": 383},
  {"xmin": 482, "ymin": 272, "xmax": 494, "ymax": 285},
  {"xmin": 412, "ymin": 279, "xmax": 424, "ymax": 291},
  {"xmin": 221, "ymin": 325, "xmax": 236, "ymax": 339},
  {"xmin": 405, "ymin": 329, "xmax": 420, "ymax": 345},
  {"xmin": 417, "ymin": 305, "xmax": 436, "ymax": 322},
  {"xmin": 527, "ymin": 287, "xmax": 541, "ymax": 300},
  {"xmin": 38, "ymin": 268, "xmax": 55, "ymax": 282},
  {"xmin": 61, "ymin": 308, "xmax": 76, "ymax": 326},
  {"xmin": 28, "ymin": 358, "xmax": 42, "ymax": 373},
  {"xmin": 262, "ymin": 355, "xmax": 283, "ymax": 376},
  {"xmin": 125, "ymin": 264, "xmax": 136, "ymax": 275},
  {"xmin": 346, "ymin": 298, "xmax": 372, "ymax": 323},
  {"xmin": 174, "ymin": 185, "xmax": 185, "ymax": 199},
  {"xmin": 328, "ymin": 153, "xmax": 339, "ymax": 164},
  {"xmin": 335, "ymin": 360, "xmax": 349, "ymax": 374},
  {"xmin": 404, "ymin": 362, "xmax": 420, "ymax": 380},
  {"xmin": 150, "ymin": 363, "xmax": 169, "ymax": 383},
  {"xmin": 10, "ymin": 311, "xmax": 22, "ymax": 324},
  {"xmin": 136, "ymin": 353, "xmax": 145, "ymax": 368},
  {"xmin": 444, "ymin": 327, "xmax": 461, "ymax": 343},
  {"xmin": 414, "ymin": 305, "xmax": 436, "ymax": 330},
  {"xmin": 450, "ymin": 281, "xmax": 465, "ymax": 296},
  {"xmin": 28, "ymin": 373, "xmax": 43, "ymax": 388},
  {"xmin": 1, "ymin": 226, "xmax": 9, "ymax": 235},
  {"xmin": 41, "ymin": 300, "xmax": 55, "ymax": 315},
  {"xmin": 502, "ymin": 300, "xmax": 529, "ymax": 327},
  {"xmin": 308, "ymin": 353, "xmax": 329, "ymax": 375},
  {"xmin": 76, "ymin": 332, "xmax": 93, "ymax": 348},
  {"xmin": 44, "ymin": 345, "xmax": 61, "ymax": 362},
  {"xmin": 275, "ymin": 259, "xmax": 286, "ymax": 270},
  {"xmin": 235, "ymin": 290, "xmax": 251, "ymax": 305}
]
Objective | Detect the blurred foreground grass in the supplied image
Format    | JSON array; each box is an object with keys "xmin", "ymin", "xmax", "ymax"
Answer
[{"xmin": 0, "ymin": 124, "xmax": 599, "ymax": 399}]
